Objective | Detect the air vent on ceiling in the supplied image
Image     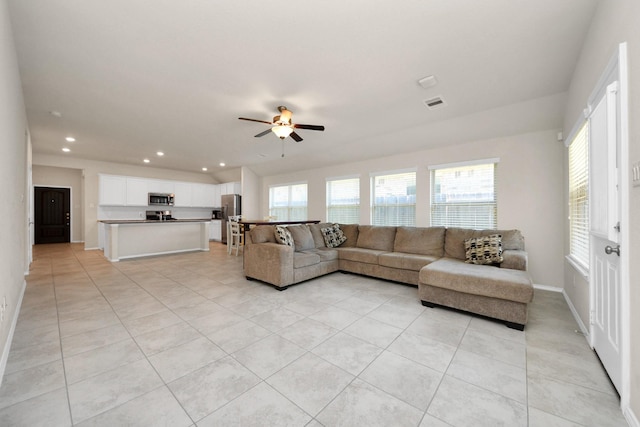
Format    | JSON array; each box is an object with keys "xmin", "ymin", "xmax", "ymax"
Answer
[{"xmin": 423, "ymin": 96, "xmax": 446, "ymax": 110}]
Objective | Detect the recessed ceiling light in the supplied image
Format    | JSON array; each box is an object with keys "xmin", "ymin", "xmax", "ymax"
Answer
[
  {"xmin": 202, "ymin": 167, "xmax": 208, "ymax": 171},
  {"xmin": 65, "ymin": 137, "xmax": 76, "ymax": 142},
  {"xmin": 418, "ymin": 75, "xmax": 438, "ymax": 89},
  {"xmin": 156, "ymin": 151, "xmax": 164, "ymax": 156},
  {"xmin": 219, "ymin": 162, "xmax": 225, "ymax": 167},
  {"xmin": 62, "ymin": 147, "xmax": 70, "ymax": 152},
  {"xmin": 143, "ymin": 159, "xmax": 150, "ymax": 163}
]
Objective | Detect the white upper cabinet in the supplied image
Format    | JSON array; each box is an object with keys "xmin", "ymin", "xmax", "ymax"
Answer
[
  {"xmin": 192, "ymin": 183, "xmax": 216, "ymax": 207},
  {"xmin": 220, "ymin": 181, "xmax": 241, "ymax": 196},
  {"xmin": 173, "ymin": 182, "xmax": 193, "ymax": 207},
  {"xmin": 99, "ymin": 174, "xmax": 224, "ymax": 208},
  {"xmin": 147, "ymin": 179, "xmax": 175, "ymax": 194},
  {"xmin": 213, "ymin": 184, "xmax": 221, "ymax": 207},
  {"xmin": 99, "ymin": 175, "xmax": 127, "ymax": 206},
  {"xmin": 125, "ymin": 177, "xmax": 148, "ymax": 206}
]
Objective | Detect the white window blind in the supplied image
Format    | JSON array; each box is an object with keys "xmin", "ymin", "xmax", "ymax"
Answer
[
  {"xmin": 269, "ymin": 183, "xmax": 308, "ymax": 221},
  {"xmin": 568, "ymin": 122, "xmax": 589, "ymax": 268},
  {"xmin": 327, "ymin": 178, "xmax": 360, "ymax": 224},
  {"xmin": 371, "ymin": 171, "xmax": 416, "ymax": 226},
  {"xmin": 430, "ymin": 161, "xmax": 497, "ymax": 229}
]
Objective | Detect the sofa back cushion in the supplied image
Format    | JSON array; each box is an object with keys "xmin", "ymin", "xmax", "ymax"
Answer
[
  {"xmin": 251, "ymin": 225, "xmax": 276, "ymax": 244},
  {"xmin": 287, "ymin": 224, "xmax": 316, "ymax": 252},
  {"xmin": 394, "ymin": 226, "xmax": 445, "ymax": 257},
  {"xmin": 356, "ymin": 225, "xmax": 397, "ymax": 252},
  {"xmin": 337, "ymin": 224, "xmax": 359, "ymax": 248},
  {"xmin": 445, "ymin": 228, "xmax": 524, "ymax": 260},
  {"xmin": 309, "ymin": 222, "xmax": 333, "ymax": 248}
]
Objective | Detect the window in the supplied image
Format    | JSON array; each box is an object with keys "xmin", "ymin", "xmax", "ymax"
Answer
[
  {"xmin": 371, "ymin": 171, "xmax": 416, "ymax": 226},
  {"xmin": 568, "ymin": 122, "xmax": 589, "ymax": 269},
  {"xmin": 430, "ymin": 160, "xmax": 497, "ymax": 229},
  {"xmin": 269, "ymin": 183, "xmax": 308, "ymax": 221},
  {"xmin": 327, "ymin": 177, "xmax": 360, "ymax": 223}
]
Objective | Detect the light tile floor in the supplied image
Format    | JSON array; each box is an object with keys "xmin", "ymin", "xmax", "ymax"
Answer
[{"xmin": 0, "ymin": 242, "xmax": 628, "ymax": 426}]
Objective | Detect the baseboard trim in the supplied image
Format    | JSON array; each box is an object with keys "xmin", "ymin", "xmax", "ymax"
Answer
[
  {"xmin": 84, "ymin": 246, "xmax": 100, "ymax": 251},
  {"xmin": 561, "ymin": 289, "xmax": 590, "ymax": 339},
  {"xmin": 625, "ymin": 406, "xmax": 639, "ymax": 427},
  {"xmin": 0, "ymin": 279, "xmax": 27, "ymax": 388},
  {"xmin": 533, "ymin": 284, "xmax": 563, "ymax": 292}
]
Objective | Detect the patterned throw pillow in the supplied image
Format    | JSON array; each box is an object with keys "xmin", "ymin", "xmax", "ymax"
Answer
[
  {"xmin": 464, "ymin": 234, "xmax": 503, "ymax": 265},
  {"xmin": 320, "ymin": 223, "xmax": 348, "ymax": 248},
  {"xmin": 274, "ymin": 225, "xmax": 294, "ymax": 247}
]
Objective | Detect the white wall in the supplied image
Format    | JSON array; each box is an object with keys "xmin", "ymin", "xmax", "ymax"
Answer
[
  {"xmin": 261, "ymin": 129, "xmax": 565, "ymax": 288},
  {"xmin": 0, "ymin": 0, "xmax": 29, "ymax": 383},
  {"xmin": 33, "ymin": 153, "xmax": 219, "ymax": 249},
  {"xmin": 32, "ymin": 165, "xmax": 84, "ymax": 242},
  {"xmin": 562, "ymin": 0, "xmax": 640, "ymax": 420},
  {"xmin": 241, "ymin": 166, "xmax": 260, "ymax": 220}
]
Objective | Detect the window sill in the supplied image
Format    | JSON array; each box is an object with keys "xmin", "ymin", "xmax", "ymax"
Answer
[{"xmin": 565, "ymin": 255, "xmax": 589, "ymax": 280}]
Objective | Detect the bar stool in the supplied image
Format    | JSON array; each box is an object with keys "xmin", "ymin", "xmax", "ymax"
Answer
[{"xmin": 228, "ymin": 219, "xmax": 243, "ymax": 256}]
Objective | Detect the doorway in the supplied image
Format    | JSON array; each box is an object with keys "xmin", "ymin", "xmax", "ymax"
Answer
[{"xmin": 34, "ymin": 187, "xmax": 71, "ymax": 244}]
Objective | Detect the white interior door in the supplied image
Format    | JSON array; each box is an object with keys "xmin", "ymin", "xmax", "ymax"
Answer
[{"xmin": 589, "ymin": 75, "xmax": 622, "ymax": 393}]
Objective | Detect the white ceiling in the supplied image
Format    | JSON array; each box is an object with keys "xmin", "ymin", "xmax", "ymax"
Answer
[{"xmin": 8, "ymin": 0, "xmax": 598, "ymax": 177}]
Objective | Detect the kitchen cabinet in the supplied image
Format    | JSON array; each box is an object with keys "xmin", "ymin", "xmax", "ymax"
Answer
[
  {"xmin": 147, "ymin": 179, "xmax": 175, "ymax": 194},
  {"xmin": 125, "ymin": 177, "xmax": 148, "ymax": 206},
  {"xmin": 210, "ymin": 220, "xmax": 222, "ymax": 241},
  {"xmin": 221, "ymin": 181, "xmax": 241, "ymax": 196},
  {"xmin": 173, "ymin": 182, "xmax": 193, "ymax": 207},
  {"xmin": 99, "ymin": 174, "xmax": 222, "ymax": 208},
  {"xmin": 213, "ymin": 185, "xmax": 221, "ymax": 207},
  {"xmin": 192, "ymin": 183, "xmax": 216, "ymax": 207},
  {"xmin": 99, "ymin": 175, "xmax": 126, "ymax": 206}
]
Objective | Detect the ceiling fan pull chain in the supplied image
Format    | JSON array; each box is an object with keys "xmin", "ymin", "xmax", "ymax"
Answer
[{"xmin": 281, "ymin": 140, "xmax": 285, "ymax": 158}]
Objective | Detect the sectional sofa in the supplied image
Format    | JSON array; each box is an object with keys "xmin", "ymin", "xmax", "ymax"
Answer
[{"xmin": 243, "ymin": 223, "xmax": 534, "ymax": 330}]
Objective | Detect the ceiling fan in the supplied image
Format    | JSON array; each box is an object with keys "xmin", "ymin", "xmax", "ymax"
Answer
[{"xmin": 238, "ymin": 106, "xmax": 325, "ymax": 142}]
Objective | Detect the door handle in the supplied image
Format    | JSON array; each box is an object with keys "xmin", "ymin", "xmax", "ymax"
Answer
[{"xmin": 605, "ymin": 245, "xmax": 620, "ymax": 256}]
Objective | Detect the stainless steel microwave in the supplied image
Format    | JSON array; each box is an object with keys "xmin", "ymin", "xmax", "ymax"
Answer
[{"xmin": 148, "ymin": 193, "xmax": 174, "ymax": 206}]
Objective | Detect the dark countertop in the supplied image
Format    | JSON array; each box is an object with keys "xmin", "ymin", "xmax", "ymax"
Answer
[{"xmin": 99, "ymin": 218, "xmax": 212, "ymax": 224}]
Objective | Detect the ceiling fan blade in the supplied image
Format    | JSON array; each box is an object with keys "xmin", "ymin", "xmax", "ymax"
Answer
[
  {"xmin": 239, "ymin": 117, "xmax": 273, "ymax": 125},
  {"xmin": 254, "ymin": 129, "xmax": 272, "ymax": 138},
  {"xmin": 294, "ymin": 124, "xmax": 325, "ymax": 131},
  {"xmin": 290, "ymin": 131, "xmax": 303, "ymax": 142}
]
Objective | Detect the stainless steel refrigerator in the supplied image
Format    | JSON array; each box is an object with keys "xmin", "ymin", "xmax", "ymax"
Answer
[{"xmin": 221, "ymin": 194, "xmax": 241, "ymax": 244}]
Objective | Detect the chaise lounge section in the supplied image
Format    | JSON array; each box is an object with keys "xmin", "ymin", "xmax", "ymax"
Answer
[{"xmin": 243, "ymin": 223, "xmax": 534, "ymax": 329}]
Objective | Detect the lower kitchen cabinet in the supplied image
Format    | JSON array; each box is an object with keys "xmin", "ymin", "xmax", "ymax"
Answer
[{"xmin": 210, "ymin": 220, "xmax": 222, "ymax": 241}]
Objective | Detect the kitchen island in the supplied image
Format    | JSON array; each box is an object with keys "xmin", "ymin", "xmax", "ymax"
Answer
[{"xmin": 99, "ymin": 219, "xmax": 210, "ymax": 262}]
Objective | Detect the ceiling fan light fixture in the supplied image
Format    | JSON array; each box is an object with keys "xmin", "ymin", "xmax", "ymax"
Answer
[
  {"xmin": 272, "ymin": 125, "xmax": 293, "ymax": 139},
  {"xmin": 278, "ymin": 107, "xmax": 292, "ymax": 125}
]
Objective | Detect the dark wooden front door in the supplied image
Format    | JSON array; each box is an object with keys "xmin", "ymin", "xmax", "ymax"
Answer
[{"xmin": 35, "ymin": 187, "xmax": 71, "ymax": 244}]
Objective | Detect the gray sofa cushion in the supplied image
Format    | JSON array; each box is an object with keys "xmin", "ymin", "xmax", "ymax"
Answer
[
  {"xmin": 337, "ymin": 223, "xmax": 359, "ymax": 247},
  {"xmin": 337, "ymin": 247, "xmax": 386, "ymax": 264},
  {"xmin": 394, "ymin": 226, "xmax": 445, "ymax": 257},
  {"xmin": 356, "ymin": 225, "xmax": 396, "ymax": 251},
  {"xmin": 378, "ymin": 252, "xmax": 439, "ymax": 271},
  {"xmin": 288, "ymin": 224, "xmax": 315, "ymax": 252},
  {"xmin": 251, "ymin": 225, "xmax": 277, "ymax": 243},
  {"xmin": 309, "ymin": 222, "xmax": 333, "ymax": 248},
  {"xmin": 293, "ymin": 251, "xmax": 321, "ymax": 268},
  {"xmin": 303, "ymin": 248, "xmax": 339, "ymax": 262},
  {"xmin": 420, "ymin": 258, "xmax": 533, "ymax": 303}
]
